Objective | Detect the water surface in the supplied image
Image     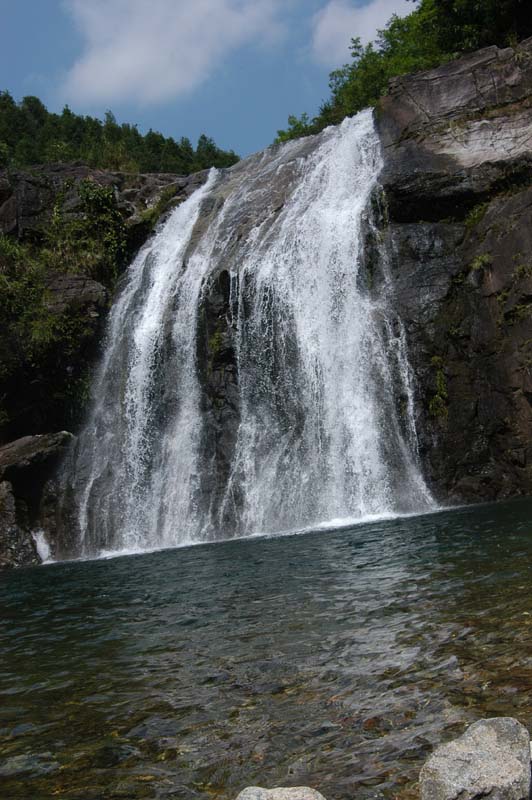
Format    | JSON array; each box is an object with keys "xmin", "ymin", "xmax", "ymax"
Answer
[{"xmin": 1, "ymin": 500, "xmax": 532, "ymax": 799}]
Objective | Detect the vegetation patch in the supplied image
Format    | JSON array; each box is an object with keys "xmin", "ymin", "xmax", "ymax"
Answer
[
  {"xmin": 139, "ymin": 186, "xmax": 180, "ymax": 232},
  {"xmin": 42, "ymin": 179, "xmax": 127, "ymax": 288},
  {"xmin": 512, "ymin": 261, "xmax": 532, "ymax": 281},
  {"xmin": 0, "ymin": 177, "xmax": 135, "ymax": 439},
  {"xmin": 428, "ymin": 355, "xmax": 448, "ymax": 419},
  {"xmin": 465, "ymin": 202, "xmax": 489, "ymax": 231},
  {"xmin": 505, "ymin": 301, "xmax": 532, "ymax": 326},
  {"xmin": 469, "ymin": 253, "xmax": 492, "ymax": 272}
]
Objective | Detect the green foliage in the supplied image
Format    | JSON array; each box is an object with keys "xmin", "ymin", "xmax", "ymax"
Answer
[
  {"xmin": 506, "ymin": 302, "xmax": 532, "ymax": 325},
  {"xmin": 276, "ymin": 0, "xmax": 532, "ymax": 142},
  {"xmin": 0, "ymin": 141, "xmax": 8, "ymax": 167},
  {"xmin": 0, "ymin": 236, "xmax": 54, "ymax": 427},
  {"xmin": 429, "ymin": 355, "xmax": 448, "ymax": 418},
  {"xmin": 465, "ymin": 202, "xmax": 488, "ymax": 230},
  {"xmin": 0, "ymin": 92, "xmax": 239, "ymax": 174},
  {"xmin": 276, "ymin": 113, "xmax": 319, "ymax": 143},
  {"xmin": 0, "ymin": 228, "xmax": 109, "ymax": 438},
  {"xmin": 430, "ymin": 0, "xmax": 532, "ymax": 54},
  {"xmin": 139, "ymin": 186, "xmax": 179, "ymax": 231},
  {"xmin": 0, "ymin": 236, "xmax": 46, "ymax": 345},
  {"xmin": 276, "ymin": 2, "xmax": 446, "ymax": 141},
  {"xmin": 513, "ymin": 261, "xmax": 532, "ymax": 281},
  {"xmin": 208, "ymin": 331, "xmax": 224, "ymax": 357},
  {"xmin": 469, "ymin": 253, "xmax": 492, "ymax": 271},
  {"xmin": 0, "ymin": 177, "xmax": 135, "ymax": 438},
  {"xmin": 41, "ymin": 179, "xmax": 127, "ymax": 288}
]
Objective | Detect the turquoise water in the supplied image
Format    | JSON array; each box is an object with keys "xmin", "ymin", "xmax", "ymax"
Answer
[{"xmin": 1, "ymin": 500, "xmax": 532, "ymax": 800}]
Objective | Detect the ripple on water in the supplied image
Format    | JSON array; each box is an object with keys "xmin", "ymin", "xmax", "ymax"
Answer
[{"xmin": 1, "ymin": 498, "xmax": 532, "ymax": 800}]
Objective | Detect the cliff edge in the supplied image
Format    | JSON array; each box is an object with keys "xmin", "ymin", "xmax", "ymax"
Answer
[{"xmin": 376, "ymin": 36, "xmax": 532, "ymax": 502}]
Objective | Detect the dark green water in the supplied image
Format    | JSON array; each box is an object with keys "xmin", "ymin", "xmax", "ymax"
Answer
[{"xmin": 1, "ymin": 500, "xmax": 532, "ymax": 800}]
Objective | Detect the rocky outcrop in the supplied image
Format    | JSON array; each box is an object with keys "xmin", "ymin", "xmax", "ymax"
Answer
[
  {"xmin": 378, "ymin": 38, "xmax": 532, "ymax": 221},
  {"xmin": 419, "ymin": 718, "xmax": 531, "ymax": 800},
  {"xmin": 376, "ymin": 36, "xmax": 532, "ymax": 502},
  {"xmin": 1, "ymin": 272, "xmax": 109, "ymax": 442},
  {"xmin": 0, "ymin": 165, "xmax": 207, "ymax": 444},
  {"xmin": 0, "ymin": 432, "xmax": 73, "ymax": 567},
  {"xmin": 197, "ymin": 268, "xmax": 241, "ymax": 529},
  {"xmin": 0, "ymin": 163, "xmax": 208, "ymax": 249}
]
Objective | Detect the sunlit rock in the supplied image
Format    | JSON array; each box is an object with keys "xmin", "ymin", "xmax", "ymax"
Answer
[{"xmin": 420, "ymin": 717, "xmax": 531, "ymax": 800}]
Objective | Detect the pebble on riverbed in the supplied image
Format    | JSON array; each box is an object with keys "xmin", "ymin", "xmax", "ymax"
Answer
[
  {"xmin": 419, "ymin": 717, "xmax": 531, "ymax": 800},
  {"xmin": 236, "ymin": 788, "xmax": 327, "ymax": 800}
]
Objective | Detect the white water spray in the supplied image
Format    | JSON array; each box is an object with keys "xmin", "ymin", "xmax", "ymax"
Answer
[{"xmin": 61, "ymin": 111, "xmax": 433, "ymax": 556}]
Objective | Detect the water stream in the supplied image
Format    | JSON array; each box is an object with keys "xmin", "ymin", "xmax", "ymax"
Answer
[{"xmin": 59, "ymin": 111, "xmax": 433, "ymax": 558}]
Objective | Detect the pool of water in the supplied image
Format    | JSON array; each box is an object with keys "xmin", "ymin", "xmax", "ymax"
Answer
[{"xmin": 1, "ymin": 499, "xmax": 532, "ymax": 800}]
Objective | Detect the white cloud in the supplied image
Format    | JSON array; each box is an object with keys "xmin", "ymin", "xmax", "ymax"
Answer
[
  {"xmin": 60, "ymin": 0, "xmax": 284, "ymax": 107},
  {"xmin": 311, "ymin": 0, "xmax": 412, "ymax": 67}
]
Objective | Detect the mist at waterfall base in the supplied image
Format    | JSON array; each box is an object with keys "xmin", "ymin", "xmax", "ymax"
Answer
[
  {"xmin": 57, "ymin": 110, "xmax": 433, "ymax": 559},
  {"xmin": 3, "ymin": 499, "xmax": 532, "ymax": 800}
]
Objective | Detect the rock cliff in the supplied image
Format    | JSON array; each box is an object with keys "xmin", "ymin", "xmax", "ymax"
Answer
[
  {"xmin": 375, "ymin": 36, "xmax": 532, "ymax": 502},
  {"xmin": 0, "ymin": 164, "xmax": 207, "ymax": 445}
]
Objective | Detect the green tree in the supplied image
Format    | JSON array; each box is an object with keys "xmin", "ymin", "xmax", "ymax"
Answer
[
  {"xmin": 432, "ymin": 0, "xmax": 532, "ymax": 52},
  {"xmin": 276, "ymin": 0, "xmax": 532, "ymax": 143},
  {"xmin": 0, "ymin": 92, "xmax": 239, "ymax": 174}
]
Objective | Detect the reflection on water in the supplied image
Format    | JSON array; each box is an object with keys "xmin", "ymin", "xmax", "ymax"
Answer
[{"xmin": 1, "ymin": 499, "xmax": 532, "ymax": 800}]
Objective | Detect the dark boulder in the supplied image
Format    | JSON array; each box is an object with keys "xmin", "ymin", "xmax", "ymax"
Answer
[{"xmin": 0, "ymin": 432, "xmax": 73, "ymax": 568}]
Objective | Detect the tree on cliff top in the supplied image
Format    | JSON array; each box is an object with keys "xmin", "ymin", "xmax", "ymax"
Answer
[{"xmin": 276, "ymin": 0, "xmax": 532, "ymax": 142}]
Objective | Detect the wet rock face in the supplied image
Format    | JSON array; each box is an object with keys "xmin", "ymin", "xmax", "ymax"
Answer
[
  {"xmin": 0, "ymin": 482, "xmax": 39, "ymax": 568},
  {"xmin": 376, "ymin": 36, "xmax": 532, "ymax": 503},
  {"xmin": 0, "ymin": 432, "xmax": 73, "ymax": 568},
  {"xmin": 419, "ymin": 717, "xmax": 531, "ymax": 800},
  {"xmin": 197, "ymin": 269, "xmax": 241, "ymax": 529}
]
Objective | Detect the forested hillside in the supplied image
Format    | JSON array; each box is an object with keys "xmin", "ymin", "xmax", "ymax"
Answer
[
  {"xmin": 276, "ymin": 0, "xmax": 532, "ymax": 141},
  {"xmin": 0, "ymin": 92, "xmax": 239, "ymax": 173}
]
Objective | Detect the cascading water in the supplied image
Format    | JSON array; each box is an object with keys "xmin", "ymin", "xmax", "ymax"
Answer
[{"xmin": 59, "ymin": 110, "xmax": 434, "ymax": 557}]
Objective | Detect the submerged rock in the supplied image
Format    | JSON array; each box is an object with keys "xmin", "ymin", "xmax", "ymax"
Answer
[
  {"xmin": 419, "ymin": 717, "xmax": 531, "ymax": 800},
  {"xmin": 236, "ymin": 788, "xmax": 327, "ymax": 800}
]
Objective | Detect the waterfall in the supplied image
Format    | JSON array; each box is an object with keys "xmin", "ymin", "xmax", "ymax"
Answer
[{"xmin": 59, "ymin": 110, "xmax": 434, "ymax": 557}]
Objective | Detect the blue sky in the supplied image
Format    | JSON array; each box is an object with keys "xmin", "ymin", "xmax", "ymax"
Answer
[{"xmin": 0, "ymin": 0, "xmax": 410, "ymax": 156}]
